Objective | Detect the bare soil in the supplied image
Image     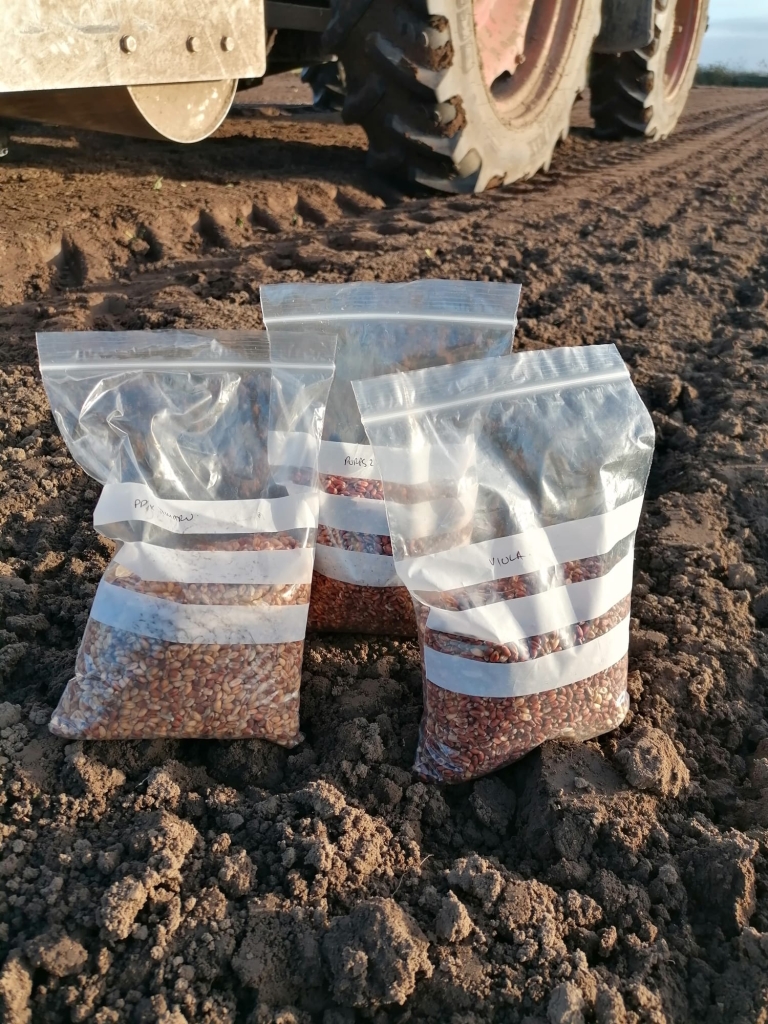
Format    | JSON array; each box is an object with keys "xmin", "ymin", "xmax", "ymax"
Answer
[{"xmin": 1, "ymin": 83, "xmax": 768, "ymax": 1024}]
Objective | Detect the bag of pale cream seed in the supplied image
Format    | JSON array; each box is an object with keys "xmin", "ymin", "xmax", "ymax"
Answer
[
  {"xmin": 38, "ymin": 329, "xmax": 335, "ymax": 745},
  {"xmin": 353, "ymin": 345, "xmax": 654, "ymax": 782},
  {"xmin": 262, "ymin": 280, "xmax": 520, "ymax": 637}
]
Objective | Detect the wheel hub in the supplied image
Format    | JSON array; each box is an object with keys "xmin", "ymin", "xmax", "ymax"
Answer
[
  {"xmin": 664, "ymin": 0, "xmax": 705, "ymax": 98},
  {"xmin": 473, "ymin": 0, "xmax": 581, "ymax": 118},
  {"xmin": 473, "ymin": 0, "xmax": 538, "ymax": 91}
]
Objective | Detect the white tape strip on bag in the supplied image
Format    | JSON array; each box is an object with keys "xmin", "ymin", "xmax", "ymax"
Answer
[
  {"xmin": 314, "ymin": 545, "xmax": 401, "ymax": 587},
  {"xmin": 425, "ymin": 549, "xmax": 634, "ymax": 643},
  {"xmin": 320, "ymin": 439, "xmax": 379, "ymax": 480},
  {"xmin": 95, "ymin": 483, "xmax": 318, "ymax": 536},
  {"xmin": 318, "ymin": 491, "xmax": 390, "ymax": 534},
  {"xmin": 317, "ymin": 489, "xmax": 476, "ymax": 541},
  {"xmin": 269, "ymin": 432, "xmax": 377, "ymax": 480},
  {"xmin": 424, "ymin": 616, "xmax": 630, "ymax": 698},
  {"xmin": 269, "ymin": 432, "xmax": 476, "ymax": 486},
  {"xmin": 398, "ymin": 496, "xmax": 644, "ymax": 592},
  {"xmin": 392, "ymin": 489, "xmax": 476, "ymax": 541},
  {"xmin": 90, "ymin": 580, "xmax": 310, "ymax": 645},
  {"xmin": 376, "ymin": 440, "xmax": 476, "ymax": 488},
  {"xmin": 113, "ymin": 542, "xmax": 315, "ymax": 585},
  {"xmin": 268, "ymin": 431, "xmax": 321, "ymax": 474}
]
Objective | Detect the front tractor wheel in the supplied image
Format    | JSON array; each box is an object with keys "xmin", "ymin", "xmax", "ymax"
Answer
[
  {"xmin": 325, "ymin": 0, "xmax": 601, "ymax": 193},
  {"xmin": 590, "ymin": 0, "xmax": 709, "ymax": 140}
]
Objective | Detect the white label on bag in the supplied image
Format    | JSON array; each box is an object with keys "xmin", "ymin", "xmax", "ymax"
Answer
[
  {"xmin": 423, "ymin": 616, "xmax": 630, "ymax": 698},
  {"xmin": 113, "ymin": 542, "xmax": 315, "ymax": 585},
  {"xmin": 90, "ymin": 580, "xmax": 309, "ymax": 645},
  {"xmin": 316, "ymin": 489, "xmax": 476, "ymax": 542},
  {"xmin": 270, "ymin": 432, "xmax": 476, "ymax": 486},
  {"xmin": 94, "ymin": 483, "xmax": 318, "ymax": 535},
  {"xmin": 398, "ymin": 496, "xmax": 644, "ymax": 592},
  {"xmin": 376, "ymin": 440, "xmax": 476, "ymax": 487},
  {"xmin": 387, "ymin": 490, "xmax": 476, "ymax": 540},
  {"xmin": 425, "ymin": 549, "xmax": 634, "ymax": 643},
  {"xmin": 270, "ymin": 432, "xmax": 378, "ymax": 479},
  {"xmin": 318, "ymin": 491, "xmax": 390, "ymax": 534},
  {"xmin": 320, "ymin": 440, "xmax": 379, "ymax": 479},
  {"xmin": 314, "ymin": 545, "xmax": 401, "ymax": 587}
]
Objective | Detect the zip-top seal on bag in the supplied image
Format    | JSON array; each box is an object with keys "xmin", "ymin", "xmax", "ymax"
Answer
[
  {"xmin": 37, "ymin": 329, "xmax": 336, "ymax": 745},
  {"xmin": 261, "ymin": 280, "xmax": 520, "ymax": 636},
  {"xmin": 353, "ymin": 344, "xmax": 654, "ymax": 782}
]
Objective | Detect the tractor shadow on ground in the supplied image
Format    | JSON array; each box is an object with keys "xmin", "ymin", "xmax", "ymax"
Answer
[{"xmin": 0, "ymin": 111, "xmax": 423, "ymax": 203}]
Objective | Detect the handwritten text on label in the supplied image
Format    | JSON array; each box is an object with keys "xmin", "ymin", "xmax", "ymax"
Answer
[
  {"xmin": 489, "ymin": 551, "xmax": 524, "ymax": 568},
  {"xmin": 344, "ymin": 455, "xmax": 375, "ymax": 470},
  {"xmin": 134, "ymin": 499, "xmax": 193, "ymax": 525}
]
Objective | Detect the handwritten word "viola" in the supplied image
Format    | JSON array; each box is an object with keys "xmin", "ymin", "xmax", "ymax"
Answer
[
  {"xmin": 133, "ymin": 498, "xmax": 194, "ymax": 525},
  {"xmin": 489, "ymin": 551, "xmax": 524, "ymax": 568}
]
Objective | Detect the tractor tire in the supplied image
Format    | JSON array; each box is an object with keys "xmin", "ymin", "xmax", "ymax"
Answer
[
  {"xmin": 590, "ymin": 0, "xmax": 709, "ymax": 140},
  {"xmin": 324, "ymin": 0, "xmax": 601, "ymax": 193},
  {"xmin": 301, "ymin": 61, "xmax": 347, "ymax": 111}
]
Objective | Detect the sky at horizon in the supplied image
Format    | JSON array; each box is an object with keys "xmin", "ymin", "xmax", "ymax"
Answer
[
  {"xmin": 701, "ymin": 0, "xmax": 768, "ymax": 69},
  {"xmin": 709, "ymin": 0, "xmax": 766, "ymax": 16}
]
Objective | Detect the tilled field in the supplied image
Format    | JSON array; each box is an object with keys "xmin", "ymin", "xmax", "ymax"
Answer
[{"xmin": 1, "ymin": 84, "xmax": 768, "ymax": 1024}]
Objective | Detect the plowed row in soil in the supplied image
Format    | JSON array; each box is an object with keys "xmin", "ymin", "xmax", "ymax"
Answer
[{"xmin": 0, "ymin": 85, "xmax": 768, "ymax": 1024}]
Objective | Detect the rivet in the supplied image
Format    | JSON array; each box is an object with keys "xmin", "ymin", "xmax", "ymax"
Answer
[
  {"xmin": 187, "ymin": 36, "xmax": 201, "ymax": 53},
  {"xmin": 120, "ymin": 35, "xmax": 137, "ymax": 54},
  {"xmin": 222, "ymin": 36, "xmax": 236, "ymax": 52}
]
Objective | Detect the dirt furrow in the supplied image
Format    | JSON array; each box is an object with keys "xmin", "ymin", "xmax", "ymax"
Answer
[{"xmin": 1, "ymin": 85, "xmax": 768, "ymax": 1024}]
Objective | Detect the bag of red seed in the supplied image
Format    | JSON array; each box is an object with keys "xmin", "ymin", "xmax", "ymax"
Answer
[
  {"xmin": 353, "ymin": 344, "xmax": 654, "ymax": 782},
  {"xmin": 37, "ymin": 329, "xmax": 335, "ymax": 745},
  {"xmin": 261, "ymin": 281, "xmax": 520, "ymax": 636}
]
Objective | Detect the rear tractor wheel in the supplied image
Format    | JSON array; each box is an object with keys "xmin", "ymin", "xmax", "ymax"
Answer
[
  {"xmin": 325, "ymin": 0, "xmax": 601, "ymax": 193},
  {"xmin": 301, "ymin": 61, "xmax": 347, "ymax": 111},
  {"xmin": 590, "ymin": 0, "xmax": 709, "ymax": 139}
]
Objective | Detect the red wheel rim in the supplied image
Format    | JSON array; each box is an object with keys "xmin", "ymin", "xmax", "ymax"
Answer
[
  {"xmin": 473, "ymin": 0, "xmax": 583, "ymax": 119},
  {"xmin": 664, "ymin": 0, "xmax": 704, "ymax": 98}
]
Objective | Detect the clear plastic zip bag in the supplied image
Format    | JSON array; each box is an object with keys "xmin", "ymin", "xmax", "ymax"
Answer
[
  {"xmin": 261, "ymin": 280, "xmax": 520, "ymax": 636},
  {"xmin": 38, "ymin": 329, "xmax": 335, "ymax": 745},
  {"xmin": 353, "ymin": 345, "xmax": 654, "ymax": 782}
]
